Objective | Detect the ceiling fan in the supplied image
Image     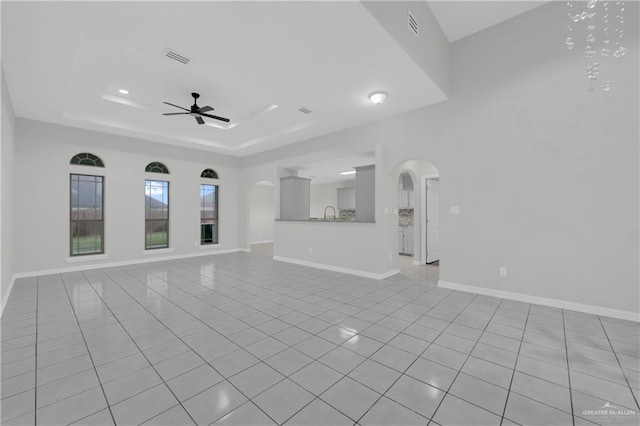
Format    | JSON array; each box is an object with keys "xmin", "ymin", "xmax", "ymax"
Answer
[{"xmin": 163, "ymin": 92, "xmax": 230, "ymax": 124}]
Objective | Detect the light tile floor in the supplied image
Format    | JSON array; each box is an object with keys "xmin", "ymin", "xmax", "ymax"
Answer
[{"xmin": 1, "ymin": 250, "xmax": 638, "ymax": 425}]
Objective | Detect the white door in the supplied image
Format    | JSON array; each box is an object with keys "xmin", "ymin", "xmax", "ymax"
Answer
[{"xmin": 426, "ymin": 179, "xmax": 440, "ymax": 263}]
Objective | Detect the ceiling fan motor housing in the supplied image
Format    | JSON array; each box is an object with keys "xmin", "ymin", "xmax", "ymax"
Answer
[{"xmin": 163, "ymin": 92, "xmax": 230, "ymax": 123}]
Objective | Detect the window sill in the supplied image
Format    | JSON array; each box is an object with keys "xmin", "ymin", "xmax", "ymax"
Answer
[
  {"xmin": 199, "ymin": 244, "xmax": 221, "ymax": 250},
  {"xmin": 143, "ymin": 248, "xmax": 174, "ymax": 255},
  {"xmin": 66, "ymin": 254, "xmax": 108, "ymax": 263}
]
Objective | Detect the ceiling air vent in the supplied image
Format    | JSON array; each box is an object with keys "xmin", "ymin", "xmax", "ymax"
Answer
[
  {"xmin": 408, "ymin": 10, "xmax": 419, "ymax": 37},
  {"xmin": 298, "ymin": 107, "xmax": 312, "ymax": 114},
  {"xmin": 164, "ymin": 48, "xmax": 190, "ymax": 65}
]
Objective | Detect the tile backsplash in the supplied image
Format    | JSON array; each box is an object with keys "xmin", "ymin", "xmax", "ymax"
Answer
[
  {"xmin": 399, "ymin": 208, "xmax": 414, "ymax": 226},
  {"xmin": 339, "ymin": 209, "xmax": 356, "ymax": 220}
]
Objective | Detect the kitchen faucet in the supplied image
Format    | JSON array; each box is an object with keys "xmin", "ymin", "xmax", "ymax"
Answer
[{"xmin": 323, "ymin": 206, "xmax": 336, "ymax": 220}]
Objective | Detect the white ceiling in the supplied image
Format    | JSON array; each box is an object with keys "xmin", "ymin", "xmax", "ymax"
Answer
[
  {"xmin": 2, "ymin": 1, "xmax": 548, "ymax": 158},
  {"xmin": 291, "ymin": 152, "xmax": 376, "ymax": 185},
  {"xmin": 428, "ymin": 1, "xmax": 549, "ymax": 42}
]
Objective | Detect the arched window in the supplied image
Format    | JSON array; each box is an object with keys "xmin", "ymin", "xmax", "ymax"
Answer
[
  {"xmin": 201, "ymin": 168, "xmax": 218, "ymax": 179},
  {"xmin": 70, "ymin": 153, "xmax": 104, "ymax": 167},
  {"xmin": 145, "ymin": 162, "xmax": 170, "ymax": 174}
]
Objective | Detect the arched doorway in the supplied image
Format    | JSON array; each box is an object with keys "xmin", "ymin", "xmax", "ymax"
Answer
[
  {"xmin": 391, "ymin": 159, "xmax": 440, "ymax": 281},
  {"xmin": 249, "ymin": 180, "xmax": 275, "ymax": 256}
]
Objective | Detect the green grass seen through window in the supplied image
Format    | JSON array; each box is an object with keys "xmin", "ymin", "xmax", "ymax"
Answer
[
  {"xmin": 72, "ymin": 235, "xmax": 102, "ymax": 255},
  {"xmin": 146, "ymin": 231, "xmax": 168, "ymax": 249}
]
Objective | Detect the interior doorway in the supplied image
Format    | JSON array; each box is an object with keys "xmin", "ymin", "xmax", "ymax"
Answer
[
  {"xmin": 249, "ymin": 180, "xmax": 275, "ymax": 256},
  {"xmin": 391, "ymin": 158, "xmax": 440, "ymax": 281},
  {"xmin": 425, "ymin": 177, "xmax": 440, "ymax": 263},
  {"xmin": 398, "ymin": 172, "xmax": 415, "ymax": 259}
]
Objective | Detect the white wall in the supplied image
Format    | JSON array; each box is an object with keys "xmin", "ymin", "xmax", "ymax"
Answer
[
  {"xmin": 249, "ymin": 184, "xmax": 274, "ymax": 243},
  {"xmin": 12, "ymin": 119, "xmax": 243, "ymax": 275},
  {"xmin": 1, "ymin": 69, "xmax": 16, "ymax": 311},
  {"xmin": 244, "ymin": 2, "xmax": 639, "ymax": 316},
  {"xmin": 274, "ymin": 220, "xmax": 392, "ymax": 278},
  {"xmin": 309, "ymin": 181, "xmax": 355, "ymax": 218},
  {"xmin": 362, "ymin": 0, "xmax": 451, "ymax": 96}
]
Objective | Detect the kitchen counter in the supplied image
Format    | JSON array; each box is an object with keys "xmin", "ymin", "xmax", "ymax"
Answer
[{"xmin": 276, "ymin": 218, "xmax": 375, "ymax": 223}]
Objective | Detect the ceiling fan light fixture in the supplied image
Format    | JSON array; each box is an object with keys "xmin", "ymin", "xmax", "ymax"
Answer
[
  {"xmin": 118, "ymin": 89, "xmax": 129, "ymax": 95},
  {"xmin": 369, "ymin": 91, "xmax": 387, "ymax": 104}
]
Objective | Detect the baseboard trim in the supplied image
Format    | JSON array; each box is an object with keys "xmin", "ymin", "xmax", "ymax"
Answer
[
  {"xmin": 1, "ymin": 274, "xmax": 17, "ymax": 316},
  {"xmin": 250, "ymin": 240, "xmax": 274, "ymax": 245},
  {"xmin": 438, "ymin": 280, "xmax": 639, "ymax": 322},
  {"xmin": 12, "ymin": 248, "xmax": 247, "ymax": 280},
  {"xmin": 273, "ymin": 256, "xmax": 399, "ymax": 280}
]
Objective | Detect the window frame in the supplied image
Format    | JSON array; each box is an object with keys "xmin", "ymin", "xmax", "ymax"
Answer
[
  {"xmin": 145, "ymin": 179, "xmax": 170, "ymax": 250},
  {"xmin": 70, "ymin": 173, "xmax": 105, "ymax": 257},
  {"xmin": 200, "ymin": 183, "xmax": 219, "ymax": 246},
  {"xmin": 70, "ymin": 153, "xmax": 105, "ymax": 167},
  {"xmin": 145, "ymin": 162, "xmax": 170, "ymax": 174}
]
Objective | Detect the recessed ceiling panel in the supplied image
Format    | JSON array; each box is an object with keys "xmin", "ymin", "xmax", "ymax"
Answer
[{"xmin": 3, "ymin": 1, "xmax": 470, "ymax": 156}]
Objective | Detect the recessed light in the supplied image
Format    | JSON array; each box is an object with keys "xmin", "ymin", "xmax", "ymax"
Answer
[
  {"xmin": 339, "ymin": 170, "xmax": 356, "ymax": 175},
  {"xmin": 369, "ymin": 91, "xmax": 387, "ymax": 104},
  {"xmin": 118, "ymin": 89, "xmax": 129, "ymax": 95}
]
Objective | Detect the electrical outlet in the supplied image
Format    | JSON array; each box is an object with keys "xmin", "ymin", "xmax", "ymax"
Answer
[
  {"xmin": 500, "ymin": 267, "xmax": 507, "ymax": 277},
  {"xmin": 308, "ymin": 247, "xmax": 313, "ymax": 253},
  {"xmin": 450, "ymin": 205, "xmax": 460, "ymax": 215},
  {"xmin": 389, "ymin": 253, "xmax": 392, "ymax": 260}
]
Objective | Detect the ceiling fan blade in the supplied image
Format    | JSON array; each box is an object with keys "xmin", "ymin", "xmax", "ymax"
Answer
[
  {"xmin": 163, "ymin": 112, "xmax": 190, "ymax": 116},
  {"xmin": 163, "ymin": 102, "xmax": 190, "ymax": 111},
  {"xmin": 200, "ymin": 112, "xmax": 230, "ymax": 123},
  {"xmin": 195, "ymin": 116, "xmax": 205, "ymax": 125},
  {"xmin": 198, "ymin": 106, "xmax": 214, "ymax": 113}
]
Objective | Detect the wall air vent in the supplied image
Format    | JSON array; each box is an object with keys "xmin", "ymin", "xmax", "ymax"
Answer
[
  {"xmin": 408, "ymin": 10, "xmax": 419, "ymax": 37},
  {"xmin": 298, "ymin": 107, "xmax": 312, "ymax": 114},
  {"xmin": 164, "ymin": 48, "xmax": 190, "ymax": 65}
]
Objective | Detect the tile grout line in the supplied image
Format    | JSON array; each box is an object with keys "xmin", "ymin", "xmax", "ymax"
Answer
[
  {"xmin": 498, "ymin": 303, "xmax": 532, "ymax": 426},
  {"xmin": 205, "ymin": 262, "xmax": 492, "ymax": 424},
  {"xmin": 597, "ymin": 316, "xmax": 640, "ymax": 411},
  {"xmin": 121, "ymin": 259, "xmax": 449, "ymax": 425},
  {"xmin": 272, "ymin": 282, "xmax": 462, "ymax": 425},
  {"xmin": 34, "ymin": 277, "xmax": 39, "ymax": 425},
  {"xmin": 266, "ymin": 284, "xmax": 454, "ymax": 424},
  {"xmin": 127, "ymin": 258, "xmax": 437, "ymax": 366},
  {"xmin": 115, "ymin": 263, "xmax": 433, "ymax": 424},
  {"xmin": 76, "ymin": 270, "xmax": 203, "ymax": 426},
  {"xmin": 422, "ymin": 298, "xmax": 506, "ymax": 426},
  {"xmin": 98, "ymin": 267, "xmax": 280, "ymax": 425},
  {"xmin": 281, "ymin": 286, "xmax": 468, "ymax": 425},
  {"xmin": 561, "ymin": 310, "xmax": 576, "ymax": 426},
  {"xmin": 348, "ymin": 292, "xmax": 490, "ymax": 425},
  {"xmin": 59, "ymin": 274, "xmax": 117, "ymax": 425}
]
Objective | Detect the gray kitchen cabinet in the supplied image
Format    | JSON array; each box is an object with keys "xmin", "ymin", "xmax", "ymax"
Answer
[
  {"xmin": 399, "ymin": 226, "xmax": 414, "ymax": 255},
  {"xmin": 355, "ymin": 165, "xmax": 375, "ymax": 221},
  {"xmin": 337, "ymin": 187, "xmax": 356, "ymax": 210},
  {"xmin": 279, "ymin": 176, "xmax": 310, "ymax": 220}
]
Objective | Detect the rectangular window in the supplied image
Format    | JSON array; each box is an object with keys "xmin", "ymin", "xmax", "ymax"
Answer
[
  {"xmin": 70, "ymin": 174, "xmax": 104, "ymax": 256},
  {"xmin": 145, "ymin": 180, "xmax": 169, "ymax": 249},
  {"xmin": 200, "ymin": 184, "xmax": 218, "ymax": 245}
]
